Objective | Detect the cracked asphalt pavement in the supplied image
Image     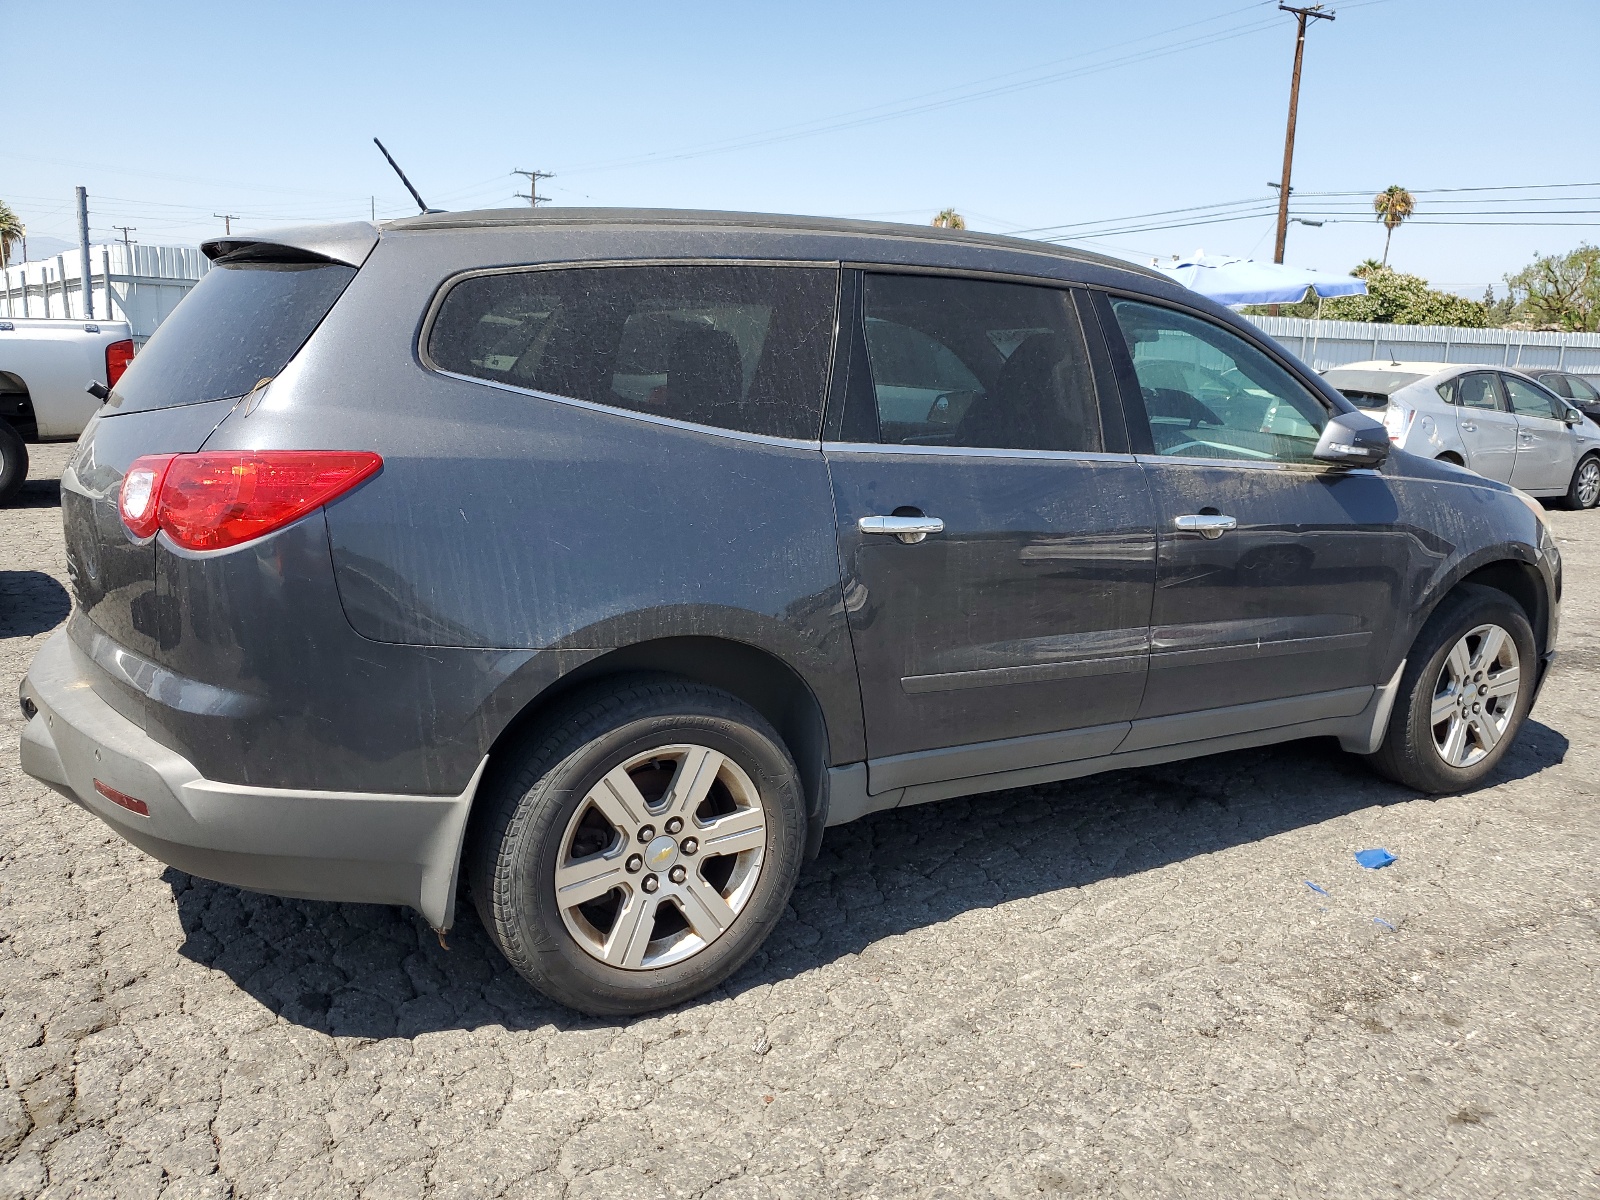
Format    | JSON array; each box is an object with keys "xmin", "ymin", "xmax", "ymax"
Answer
[{"xmin": 3, "ymin": 440, "xmax": 1598, "ymax": 1198}]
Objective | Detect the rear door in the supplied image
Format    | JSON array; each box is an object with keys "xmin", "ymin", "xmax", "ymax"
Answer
[
  {"xmin": 1503, "ymin": 372, "xmax": 1576, "ymax": 492},
  {"xmin": 823, "ymin": 271, "xmax": 1156, "ymax": 793},
  {"xmin": 1451, "ymin": 371, "xmax": 1518, "ymax": 482},
  {"xmin": 1095, "ymin": 294, "xmax": 1412, "ymax": 741}
]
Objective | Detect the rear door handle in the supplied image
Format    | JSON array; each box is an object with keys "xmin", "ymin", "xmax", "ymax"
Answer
[
  {"xmin": 859, "ymin": 515, "xmax": 944, "ymax": 544},
  {"xmin": 1174, "ymin": 513, "xmax": 1237, "ymax": 540},
  {"xmin": 1460, "ymin": 422, "xmax": 1477, "ymax": 432}
]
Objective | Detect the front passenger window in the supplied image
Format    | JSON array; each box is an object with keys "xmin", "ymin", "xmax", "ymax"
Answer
[
  {"xmin": 1502, "ymin": 375, "xmax": 1564, "ymax": 420},
  {"xmin": 1107, "ymin": 299, "xmax": 1328, "ymax": 463}
]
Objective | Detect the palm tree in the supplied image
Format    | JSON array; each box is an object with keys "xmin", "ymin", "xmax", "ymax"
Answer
[
  {"xmin": 931, "ymin": 208, "xmax": 966, "ymax": 230},
  {"xmin": 1373, "ymin": 186, "xmax": 1415, "ymax": 266},
  {"xmin": 0, "ymin": 201, "xmax": 23, "ymax": 268}
]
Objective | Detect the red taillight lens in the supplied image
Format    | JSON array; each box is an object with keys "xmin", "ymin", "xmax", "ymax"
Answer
[
  {"xmin": 117, "ymin": 450, "xmax": 381, "ymax": 550},
  {"xmin": 105, "ymin": 339, "xmax": 135, "ymax": 388},
  {"xmin": 119, "ymin": 454, "xmax": 176, "ymax": 539}
]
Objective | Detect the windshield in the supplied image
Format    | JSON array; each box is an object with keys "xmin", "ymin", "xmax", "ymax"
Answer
[{"xmin": 108, "ymin": 258, "xmax": 356, "ymax": 414}]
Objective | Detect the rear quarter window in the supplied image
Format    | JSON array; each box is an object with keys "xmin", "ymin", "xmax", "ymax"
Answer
[
  {"xmin": 108, "ymin": 258, "xmax": 356, "ymax": 414},
  {"xmin": 426, "ymin": 264, "xmax": 838, "ymax": 441}
]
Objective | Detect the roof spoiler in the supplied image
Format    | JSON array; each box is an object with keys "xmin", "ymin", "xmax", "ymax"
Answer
[{"xmin": 201, "ymin": 221, "xmax": 380, "ymax": 269}]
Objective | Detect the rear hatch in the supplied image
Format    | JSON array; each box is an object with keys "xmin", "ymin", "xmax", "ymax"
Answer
[{"xmin": 64, "ymin": 244, "xmax": 361, "ymax": 662}]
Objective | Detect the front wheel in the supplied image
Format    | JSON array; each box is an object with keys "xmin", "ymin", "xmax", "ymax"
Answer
[
  {"xmin": 1560, "ymin": 453, "xmax": 1600, "ymax": 510},
  {"xmin": 1366, "ymin": 585, "xmax": 1537, "ymax": 793},
  {"xmin": 466, "ymin": 677, "xmax": 807, "ymax": 1016}
]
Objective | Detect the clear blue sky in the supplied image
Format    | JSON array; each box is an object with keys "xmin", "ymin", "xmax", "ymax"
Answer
[{"xmin": 7, "ymin": 0, "xmax": 1598, "ymax": 298}]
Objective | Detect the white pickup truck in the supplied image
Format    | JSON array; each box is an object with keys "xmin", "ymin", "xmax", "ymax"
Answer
[{"xmin": 0, "ymin": 317, "xmax": 134, "ymax": 503}]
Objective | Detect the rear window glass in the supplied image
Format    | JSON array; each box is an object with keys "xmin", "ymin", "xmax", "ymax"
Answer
[
  {"xmin": 1321, "ymin": 369, "xmax": 1425, "ymax": 397},
  {"xmin": 426, "ymin": 264, "xmax": 837, "ymax": 441},
  {"xmin": 108, "ymin": 259, "xmax": 355, "ymax": 413}
]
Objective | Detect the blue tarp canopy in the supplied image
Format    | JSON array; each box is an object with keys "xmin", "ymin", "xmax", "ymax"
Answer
[{"xmin": 1154, "ymin": 253, "xmax": 1368, "ymax": 307}]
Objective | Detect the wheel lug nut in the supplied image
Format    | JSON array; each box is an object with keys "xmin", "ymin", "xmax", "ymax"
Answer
[
  {"xmin": 641, "ymin": 874, "xmax": 660, "ymax": 894},
  {"xmin": 637, "ymin": 825, "xmax": 656, "ymax": 843},
  {"xmin": 680, "ymin": 837, "xmax": 698, "ymax": 856},
  {"xmin": 626, "ymin": 854, "xmax": 643, "ymax": 874},
  {"xmin": 665, "ymin": 817, "xmax": 683, "ymax": 835},
  {"xmin": 669, "ymin": 865, "xmax": 687, "ymax": 884}
]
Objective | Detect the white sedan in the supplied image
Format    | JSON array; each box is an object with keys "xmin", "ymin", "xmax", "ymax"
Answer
[{"xmin": 1322, "ymin": 360, "xmax": 1600, "ymax": 509}]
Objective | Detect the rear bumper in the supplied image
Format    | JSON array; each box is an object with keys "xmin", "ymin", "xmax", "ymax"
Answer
[{"xmin": 18, "ymin": 628, "xmax": 484, "ymax": 929}]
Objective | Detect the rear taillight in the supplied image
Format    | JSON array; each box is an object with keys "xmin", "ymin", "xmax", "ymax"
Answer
[
  {"xmin": 118, "ymin": 450, "xmax": 381, "ymax": 550},
  {"xmin": 105, "ymin": 339, "xmax": 135, "ymax": 388},
  {"xmin": 118, "ymin": 454, "xmax": 176, "ymax": 539}
]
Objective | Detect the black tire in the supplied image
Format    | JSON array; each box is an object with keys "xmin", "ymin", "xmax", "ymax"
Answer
[
  {"xmin": 0, "ymin": 422, "xmax": 27, "ymax": 506},
  {"xmin": 1366, "ymin": 584, "xmax": 1537, "ymax": 794},
  {"xmin": 466, "ymin": 676, "xmax": 806, "ymax": 1017},
  {"xmin": 1558, "ymin": 453, "xmax": 1600, "ymax": 510}
]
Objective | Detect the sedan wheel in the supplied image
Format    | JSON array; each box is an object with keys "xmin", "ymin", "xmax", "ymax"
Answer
[{"xmin": 1571, "ymin": 456, "xmax": 1600, "ymax": 510}]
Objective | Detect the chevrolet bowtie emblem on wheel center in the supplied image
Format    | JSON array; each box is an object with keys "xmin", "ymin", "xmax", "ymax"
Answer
[{"xmin": 645, "ymin": 834, "xmax": 679, "ymax": 872}]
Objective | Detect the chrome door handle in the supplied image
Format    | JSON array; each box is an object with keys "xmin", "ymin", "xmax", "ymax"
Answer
[
  {"xmin": 1460, "ymin": 422, "xmax": 1477, "ymax": 432},
  {"xmin": 859, "ymin": 514, "xmax": 944, "ymax": 544},
  {"xmin": 1174, "ymin": 513, "xmax": 1238, "ymax": 540}
]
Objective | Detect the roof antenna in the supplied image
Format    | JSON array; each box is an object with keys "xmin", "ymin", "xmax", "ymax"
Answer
[{"xmin": 373, "ymin": 138, "xmax": 440, "ymax": 215}]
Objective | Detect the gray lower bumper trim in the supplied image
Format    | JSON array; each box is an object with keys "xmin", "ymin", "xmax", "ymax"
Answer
[{"xmin": 18, "ymin": 629, "xmax": 486, "ymax": 930}]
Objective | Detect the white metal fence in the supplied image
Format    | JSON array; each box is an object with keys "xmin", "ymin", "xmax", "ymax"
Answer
[
  {"xmin": 1, "ymin": 244, "xmax": 208, "ymax": 345},
  {"xmin": 1247, "ymin": 315, "xmax": 1600, "ymax": 375}
]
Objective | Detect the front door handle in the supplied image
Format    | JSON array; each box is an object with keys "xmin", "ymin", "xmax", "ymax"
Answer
[
  {"xmin": 859, "ymin": 514, "xmax": 944, "ymax": 544},
  {"xmin": 1174, "ymin": 513, "xmax": 1238, "ymax": 540}
]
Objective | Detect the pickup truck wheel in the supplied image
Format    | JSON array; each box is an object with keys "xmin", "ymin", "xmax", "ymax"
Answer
[
  {"xmin": 0, "ymin": 422, "xmax": 28, "ymax": 505},
  {"xmin": 1366, "ymin": 585, "xmax": 1536, "ymax": 794},
  {"xmin": 467, "ymin": 677, "xmax": 806, "ymax": 1016},
  {"xmin": 1560, "ymin": 453, "xmax": 1600, "ymax": 510}
]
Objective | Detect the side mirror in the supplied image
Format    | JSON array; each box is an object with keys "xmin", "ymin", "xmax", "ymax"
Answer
[
  {"xmin": 1564, "ymin": 407, "xmax": 1584, "ymax": 426},
  {"xmin": 86, "ymin": 381, "xmax": 110, "ymax": 402},
  {"xmin": 1313, "ymin": 410, "xmax": 1390, "ymax": 468}
]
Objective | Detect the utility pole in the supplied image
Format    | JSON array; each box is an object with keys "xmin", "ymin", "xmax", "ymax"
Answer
[
  {"xmin": 113, "ymin": 226, "xmax": 137, "ymax": 261},
  {"xmin": 1272, "ymin": 4, "xmax": 1334, "ymax": 266},
  {"xmin": 512, "ymin": 168, "xmax": 554, "ymax": 207},
  {"xmin": 76, "ymin": 186, "xmax": 94, "ymax": 320},
  {"xmin": 214, "ymin": 213, "xmax": 241, "ymax": 235}
]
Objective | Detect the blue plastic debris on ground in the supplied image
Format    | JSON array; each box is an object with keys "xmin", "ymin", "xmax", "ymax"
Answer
[
  {"xmin": 1373, "ymin": 917, "xmax": 1398, "ymax": 932},
  {"xmin": 1305, "ymin": 881, "xmax": 1329, "ymax": 896},
  {"xmin": 1355, "ymin": 848, "xmax": 1397, "ymax": 869}
]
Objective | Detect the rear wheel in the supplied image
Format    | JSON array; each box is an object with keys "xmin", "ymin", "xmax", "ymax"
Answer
[
  {"xmin": 467, "ymin": 677, "xmax": 806, "ymax": 1016},
  {"xmin": 1560, "ymin": 453, "xmax": 1600, "ymax": 510},
  {"xmin": 0, "ymin": 422, "xmax": 28, "ymax": 505},
  {"xmin": 1366, "ymin": 585, "xmax": 1536, "ymax": 793}
]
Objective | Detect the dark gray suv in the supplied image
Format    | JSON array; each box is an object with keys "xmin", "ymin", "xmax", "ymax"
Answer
[{"xmin": 19, "ymin": 210, "xmax": 1561, "ymax": 1015}]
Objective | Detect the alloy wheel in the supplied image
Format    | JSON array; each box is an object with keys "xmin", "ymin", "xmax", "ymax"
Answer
[
  {"xmin": 553, "ymin": 745, "xmax": 767, "ymax": 970},
  {"xmin": 1429, "ymin": 623, "xmax": 1520, "ymax": 768},
  {"xmin": 1577, "ymin": 458, "xmax": 1600, "ymax": 508}
]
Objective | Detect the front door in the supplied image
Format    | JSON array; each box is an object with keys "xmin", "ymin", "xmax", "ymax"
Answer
[
  {"xmin": 1095, "ymin": 295, "xmax": 1412, "ymax": 741},
  {"xmin": 824, "ymin": 272, "xmax": 1157, "ymax": 793},
  {"xmin": 1451, "ymin": 371, "xmax": 1518, "ymax": 482},
  {"xmin": 1503, "ymin": 372, "xmax": 1576, "ymax": 492}
]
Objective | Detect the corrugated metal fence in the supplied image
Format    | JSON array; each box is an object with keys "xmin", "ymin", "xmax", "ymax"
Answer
[
  {"xmin": 1, "ymin": 244, "xmax": 208, "ymax": 345},
  {"xmin": 1247, "ymin": 315, "xmax": 1600, "ymax": 375}
]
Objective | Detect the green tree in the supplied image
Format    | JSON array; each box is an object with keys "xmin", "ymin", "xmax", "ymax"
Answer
[
  {"xmin": 0, "ymin": 201, "xmax": 23, "ymax": 267},
  {"xmin": 1373, "ymin": 185, "xmax": 1415, "ymax": 266},
  {"xmin": 1247, "ymin": 260, "xmax": 1488, "ymax": 327},
  {"xmin": 1502, "ymin": 244, "xmax": 1600, "ymax": 332},
  {"xmin": 931, "ymin": 208, "xmax": 966, "ymax": 230}
]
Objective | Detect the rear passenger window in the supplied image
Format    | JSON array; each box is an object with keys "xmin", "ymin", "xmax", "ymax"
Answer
[
  {"xmin": 1457, "ymin": 374, "xmax": 1502, "ymax": 411},
  {"xmin": 427, "ymin": 265, "xmax": 837, "ymax": 440},
  {"xmin": 858, "ymin": 273, "xmax": 1102, "ymax": 452}
]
